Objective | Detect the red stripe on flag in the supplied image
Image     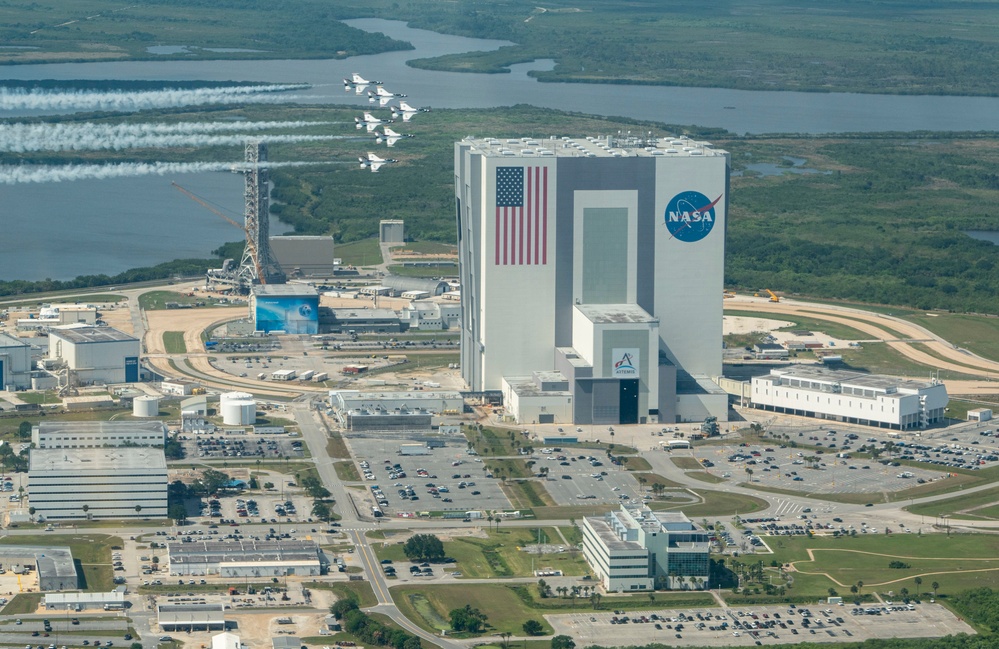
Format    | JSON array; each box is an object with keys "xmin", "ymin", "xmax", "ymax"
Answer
[
  {"xmin": 503, "ymin": 208, "xmax": 508, "ymax": 265},
  {"xmin": 494, "ymin": 208, "xmax": 500, "ymax": 265},
  {"xmin": 542, "ymin": 167, "xmax": 548, "ymax": 264},
  {"xmin": 526, "ymin": 170, "xmax": 532, "ymax": 265}
]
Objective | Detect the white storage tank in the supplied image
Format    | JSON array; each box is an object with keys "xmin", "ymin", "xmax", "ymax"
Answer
[
  {"xmin": 220, "ymin": 391, "xmax": 253, "ymax": 405},
  {"xmin": 132, "ymin": 395, "xmax": 160, "ymax": 418},
  {"xmin": 222, "ymin": 399, "xmax": 256, "ymax": 425}
]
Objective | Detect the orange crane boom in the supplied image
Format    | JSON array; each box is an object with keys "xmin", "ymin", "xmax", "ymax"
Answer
[
  {"xmin": 765, "ymin": 288, "xmax": 780, "ymax": 303},
  {"xmin": 170, "ymin": 182, "xmax": 266, "ymax": 284}
]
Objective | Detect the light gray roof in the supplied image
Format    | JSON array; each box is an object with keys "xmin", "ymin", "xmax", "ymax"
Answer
[
  {"xmin": 574, "ymin": 304, "xmax": 657, "ymax": 324},
  {"xmin": 381, "ymin": 276, "xmax": 449, "ymax": 294},
  {"xmin": 49, "ymin": 326, "xmax": 136, "ymax": 344},
  {"xmin": 37, "ymin": 420, "xmax": 166, "ymax": 436},
  {"xmin": 251, "ymin": 284, "xmax": 319, "ymax": 297},
  {"xmin": 30, "ymin": 447, "xmax": 167, "ymax": 472},
  {"xmin": 0, "ymin": 332, "xmax": 29, "ymax": 349},
  {"xmin": 461, "ymin": 135, "xmax": 726, "ymax": 159}
]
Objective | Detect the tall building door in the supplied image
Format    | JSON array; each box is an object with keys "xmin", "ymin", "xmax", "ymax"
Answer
[{"xmin": 619, "ymin": 379, "xmax": 639, "ymax": 424}]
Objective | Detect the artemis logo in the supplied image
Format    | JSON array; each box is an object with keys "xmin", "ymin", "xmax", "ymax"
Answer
[
  {"xmin": 612, "ymin": 348, "xmax": 640, "ymax": 377},
  {"xmin": 665, "ymin": 190, "xmax": 722, "ymax": 243}
]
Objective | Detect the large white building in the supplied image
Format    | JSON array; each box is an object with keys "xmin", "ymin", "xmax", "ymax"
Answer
[
  {"xmin": 0, "ymin": 332, "xmax": 32, "ymax": 390},
  {"xmin": 168, "ymin": 540, "xmax": 325, "ymax": 576},
  {"xmin": 32, "ymin": 420, "xmax": 167, "ymax": 448},
  {"xmin": 750, "ymin": 367, "xmax": 948, "ymax": 429},
  {"xmin": 455, "ymin": 135, "xmax": 729, "ymax": 424},
  {"xmin": 48, "ymin": 325, "xmax": 140, "ymax": 384},
  {"xmin": 29, "ymin": 447, "xmax": 168, "ymax": 520},
  {"xmin": 582, "ymin": 505, "xmax": 710, "ymax": 593}
]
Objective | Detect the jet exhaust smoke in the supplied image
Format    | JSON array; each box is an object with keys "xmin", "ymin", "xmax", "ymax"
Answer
[
  {"xmin": 0, "ymin": 160, "xmax": 328, "ymax": 185},
  {"xmin": 0, "ymin": 84, "xmax": 311, "ymax": 112}
]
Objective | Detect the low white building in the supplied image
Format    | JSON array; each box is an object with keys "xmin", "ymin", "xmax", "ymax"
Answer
[
  {"xmin": 502, "ymin": 372, "xmax": 573, "ymax": 425},
  {"xmin": 751, "ymin": 367, "xmax": 948, "ymax": 429},
  {"xmin": 48, "ymin": 325, "xmax": 140, "ymax": 384},
  {"xmin": 44, "ymin": 591, "xmax": 124, "ymax": 611},
  {"xmin": 29, "ymin": 447, "xmax": 168, "ymax": 520},
  {"xmin": 158, "ymin": 603, "xmax": 225, "ymax": 631},
  {"xmin": 167, "ymin": 540, "xmax": 324, "ymax": 576},
  {"xmin": 582, "ymin": 506, "xmax": 709, "ymax": 593},
  {"xmin": 969, "ymin": 408, "xmax": 993, "ymax": 423},
  {"xmin": 32, "ymin": 420, "xmax": 167, "ymax": 449}
]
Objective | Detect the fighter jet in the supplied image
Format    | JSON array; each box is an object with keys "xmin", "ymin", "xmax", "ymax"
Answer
[
  {"xmin": 390, "ymin": 101, "xmax": 431, "ymax": 122},
  {"xmin": 354, "ymin": 112, "xmax": 393, "ymax": 132},
  {"xmin": 358, "ymin": 151, "xmax": 398, "ymax": 172},
  {"xmin": 351, "ymin": 72, "xmax": 381, "ymax": 86},
  {"xmin": 375, "ymin": 127, "xmax": 414, "ymax": 147}
]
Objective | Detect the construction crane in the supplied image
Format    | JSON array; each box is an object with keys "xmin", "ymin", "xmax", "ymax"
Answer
[
  {"xmin": 765, "ymin": 288, "xmax": 780, "ymax": 303},
  {"xmin": 170, "ymin": 181, "xmax": 266, "ymax": 287}
]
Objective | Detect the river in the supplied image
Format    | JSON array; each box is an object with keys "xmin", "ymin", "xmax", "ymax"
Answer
[{"xmin": 3, "ymin": 18, "xmax": 999, "ymax": 281}]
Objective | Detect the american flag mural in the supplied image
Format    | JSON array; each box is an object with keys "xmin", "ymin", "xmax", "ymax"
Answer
[{"xmin": 495, "ymin": 166, "xmax": 548, "ymax": 265}]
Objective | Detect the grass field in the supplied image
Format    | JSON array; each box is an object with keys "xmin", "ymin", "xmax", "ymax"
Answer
[
  {"xmin": 303, "ymin": 580, "xmax": 377, "ymax": 608},
  {"xmin": 685, "ymin": 471, "xmax": 726, "ymax": 484},
  {"xmin": 651, "ymin": 489, "xmax": 768, "ymax": 517},
  {"xmin": 501, "ymin": 479, "xmax": 556, "ymax": 509},
  {"xmin": 672, "ymin": 457, "xmax": 703, "ymax": 471},
  {"xmin": 386, "ymin": 263, "xmax": 458, "ymax": 278},
  {"xmin": 375, "ymin": 527, "xmax": 588, "ymax": 579},
  {"xmin": 722, "ymin": 309, "xmax": 874, "ymax": 340},
  {"xmin": 768, "ymin": 534, "xmax": 999, "ymax": 597},
  {"xmin": 163, "ymin": 331, "xmax": 187, "ymax": 354},
  {"xmin": 907, "ymin": 484, "xmax": 999, "ymax": 519},
  {"xmin": 466, "ymin": 425, "xmax": 527, "ymax": 456},
  {"xmin": 1, "ymin": 593, "xmax": 42, "ymax": 615},
  {"xmin": 326, "ymin": 434, "xmax": 350, "ymax": 459},
  {"xmin": 901, "ymin": 312, "xmax": 999, "ymax": 364},
  {"xmin": 137, "ymin": 290, "xmax": 230, "ymax": 310},
  {"xmin": 631, "ymin": 472, "xmax": 681, "ymax": 488},
  {"xmin": 335, "ymin": 238, "xmax": 383, "ymax": 267},
  {"xmin": 333, "ymin": 461, "xmax": 360, "ymax": 482},
  {"xmin": 0, "ymin": 534, "xmax": 120, "ymax": 592},
  {"xmin": 392, "ymin": 584, "xmax": 554, "ymax": 635}
]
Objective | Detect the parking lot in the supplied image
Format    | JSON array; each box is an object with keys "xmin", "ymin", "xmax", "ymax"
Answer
[
  {"xmin": 548, "ymin": 602, "xmax": 975, "ymax": 646},
  {"xmin": 688, "ymin": 440, "xmax": 944, "ymax": 495},
  {"xmin": 180, "ymin": 431, "xmax": 305, "ymax": 460},
  {"xmin": 348, "ymin": 435, "xmax": 512, "ymax": 515}
]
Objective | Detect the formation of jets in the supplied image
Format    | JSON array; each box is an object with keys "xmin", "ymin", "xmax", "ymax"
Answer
[
  {"xmin": 358, "ymin": 152, "xmax": 398, "ymax": 173},
  {"xmin": 345, "ymin": 73, "xmax": 431, "ymax": 168}
]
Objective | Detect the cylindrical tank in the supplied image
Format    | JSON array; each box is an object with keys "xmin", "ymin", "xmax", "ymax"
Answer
[
  {"xmin": 220, "ymin": 391, "xmax": 253, "ymax": 407},
  {"xmin": 133, "ymin": 395, "xmax": 160, "ymax": 418},
  {"xmin": 222, "ymin": 399, "xmax": 256, "ymax": 425}
]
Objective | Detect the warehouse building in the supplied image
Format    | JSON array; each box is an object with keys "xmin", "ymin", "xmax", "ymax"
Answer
[
  {"xmin": 320, "ymin": 308, "xmax": 402, "ymax": 334},
  {"xmin": 167, "ymin": 540, "xmax": 325, "ymax": 577},
  {"xmin": 0, "ymin": 332, "xmax": 32, "ymax": 390},
  {"xmin": 582, "ymin": 505, "xmax": 709, "ymax": 593},
  {"xmin": 29, "ymin": 447, "xmax": 168, "ymax": 520},
  {"xmin": 0, "ymin": 545, "xmax": 78, "ymax": 591},
  {"xmin": 330, "ymin": 390, "xmax": 463, "ymax": 414},
  {"xmin": 158, "ymin": 603, "xmax": 226, "ymax": 631},
  {"xmin": 44, "ymin": 591, "xmax": 125, "ymax": 610},
  {"xmin": 15, "ymin": 305, "xmax": 97, "ymax": 331},
  {"xmin": 502, "ymin": 372, "xmax": 573, "ymax": 424},
  {"xmin": 456, "ymin": 135, "xmax": 729, "ymax": 425},
  {"xmin": 250, "ymin": 285, "xmax": 319, "ymax": 335},
  {"xmin": 32, "ymin": 420, "xmax": 167, "ymax": 449},
  {"xmin": 47, "ymin": 325, "xmax": 140, "ymax": 384},
  {"xmin": 750, "ymin": 367, "xmax": 949, "ymax": 429},
  {"xmin": 399, "ymin": 301, "xmax": 461, "ymax": 330},
  {"xmin": 269, "ymin": 235, "xmax": 337, "ymax": 278}
]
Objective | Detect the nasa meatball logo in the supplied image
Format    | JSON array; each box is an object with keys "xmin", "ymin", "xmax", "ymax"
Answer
[
  {"xmin": 297, "ymin": 304, "xmax": 313, "ymax": 318},
  {"xmin": 665, "ymin": 191, "xmax": 722, "ymax": 243}
]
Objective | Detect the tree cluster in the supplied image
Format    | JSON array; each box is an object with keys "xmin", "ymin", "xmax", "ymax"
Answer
[
  {"xmin": 403, "ymin": 534, "xmax": 446, "ymax": 562},
  {"xmin": 449, "ymin": 604, "xmax": 488, "ymax": 633},
  {"xmin": 331, "ymin": 596, "xmax": 422, "ymax": 649}
]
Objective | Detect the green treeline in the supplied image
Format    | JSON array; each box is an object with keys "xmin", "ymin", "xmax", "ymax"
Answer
[
  {"xmin": 331, "ymin": 595, "xmax": 422, "ymax": 649},
  {"xmin": 0, "ymin": 258, "xmax": 218, "ymax": 298}
]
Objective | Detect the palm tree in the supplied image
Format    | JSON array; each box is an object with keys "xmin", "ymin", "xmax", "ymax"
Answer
[
  {"xmin": 856, "ymin": 580, "xmax": 864, "ymax": 595},
  {"xmin": 134, "ymin": 505, "xmax": 142, "ymax": 517},
  {"xmin": 745, "ymin": 467, "xmax": 754, "ymax": 482},
  {"xmin": 932, "ymin": 581, "xmax": 940, "ymax": 598},
  {"xmin": 82, "ymin": 504, "xmax": 90, "ymax": 519},
  {"xmin": 914, "ymin": 576, "xmax": 922, "ymax": 597},
  {"xmin": 590, "ymin": 592, "xmax": 602, "ymax": 610}
]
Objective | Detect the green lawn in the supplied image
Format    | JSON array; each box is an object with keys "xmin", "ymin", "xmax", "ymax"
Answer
[
  {"xmin": 335, "ymin": 238, "xmax": 383, "ymax": 267},
  {"xmin": 1, "ymin": 593, "xmax": 43, "ymax": 615},
  {"xmin": 15, "ymin": 391, "xmax": 61, "ymax": 405},
  {"xmin": 163, "ymin": 331, "xmax": 187, "ymax": 354},
  {"xmin": 393, "ymin": 584, "xmax": 554, "ymax": 635},
  {"xmin": 333, "ymin": 461, "xmax": 360, "ymax": 482},
  {"xmin": 466, "ymin": 425, "xmax": 526, "ymax": 456},
  {"xmin": 386, "ymin": 264, "xmax": 458, "ymax": 278},
  {"xmin": 907, "ymin": 484, "xmax": 999, "ymax": 519},
  {"xmin": 722, "ymin": 309, "xmax": 875, "ymax": 340},
  {"xmin": 326, "ymin": 434, "xmax": 351, "ymax": 460},
  {"xmin": 672, "ymin": 457, "xmax": 703, "ymax": 470},
  {"xmin": 0, "ymin": 534, "xmax": 120, "ymax": 592},
  {"xmin": 138, "ymin": 290, "xmax": 231, "ymax": 310},
  {"xmin": 304, "ymin": 580, "xmax": 378, "ymax": 608},
  {"xmin": 768, "ymin": 534, "xmax": 999, "ymax": 597},
  {"xmin": 375, "ymin": 527, "xmax": 588, "ymax": 579},
  {"xmin": 501, "ymin": 480, "xmax": 556, "ymax": 508},
  {"xmin": 650, "ymin": 489, "xmax": 768, "ymax": 517},
  {"xmin": 901, "ymin": 312, "xmax": 999, "ymax": 364}
]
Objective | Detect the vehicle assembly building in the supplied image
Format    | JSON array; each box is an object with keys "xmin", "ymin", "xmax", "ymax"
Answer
[
  {"xmin": 250, "ymin": 284, "xmax": 319, "ymax": 334},
  {"xmin": 455, "ymin": 135, "xmax": 729, "ymax": 425},
  {"xmin": 750, "ymin": 367, "xmax": 948, "ymax": 429},
  {"xmin": 29, "ymin": 447, "xmax": 168, "ymax": 520}
]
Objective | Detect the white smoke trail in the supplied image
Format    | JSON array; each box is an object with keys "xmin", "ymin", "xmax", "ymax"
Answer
[
  {"xmin": 0, "ymin": 160, "xmax": 331, "ymax": 185},
  {"xmin": 0, "ymin": 125, "xmax": 353, "ymax": 152},
  {"xmin": 0, "ymin": 84, "xmax": 312, "ymax": 112}
]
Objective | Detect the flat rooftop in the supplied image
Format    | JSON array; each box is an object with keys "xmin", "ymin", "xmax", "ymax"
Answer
[
  {"xmin": 505, "ymin": 376, "xmax": 571, "ymax": 398},
  {"xmin": 769, "ymin": 366, "xmax": 937, "ymax": 391},
  {"xmin": 575, "ymin": 304, "xmax": 657, "ymax": 325},
  {"xmin": 0, "ymin": 332, "xmax": 29, "ymax": 348},
  {"xmin": 36, "ymin": 420, "xmax": 166, "ymax": 435},
  {"xmin": 585, "ymin": 516, "xmax": 645, "ymax": 553},
  {"xmin": 461, "ymin": 135, "xmax": 726, "ymax": 159},
  {"xmin": 251, "ymin": 284, "xmax": 319, "ymax": 297},
  {"xmin": 169, "ymin": 540, "xmax": 320, "ymax": 564},
  {"xmin": 49, "ymin": 326, "xmax": 136, "ymax": 344},
  {"xmin": 30, "ymin": 447, "xmax": 167, "ymax": 472},
  {"xmin": 329, "ymin": 308, "xmax": 400, "ymax": 321}
]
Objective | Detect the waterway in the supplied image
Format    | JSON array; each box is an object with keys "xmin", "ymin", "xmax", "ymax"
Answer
[{"xmin": 4, "ymin": 18, "xmax": 999, "ymax": 281}]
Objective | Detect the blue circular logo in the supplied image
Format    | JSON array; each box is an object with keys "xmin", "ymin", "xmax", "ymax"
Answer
[{"xmin": 664, "ymin": 191, "xmax": 721, "ymax": 243}]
